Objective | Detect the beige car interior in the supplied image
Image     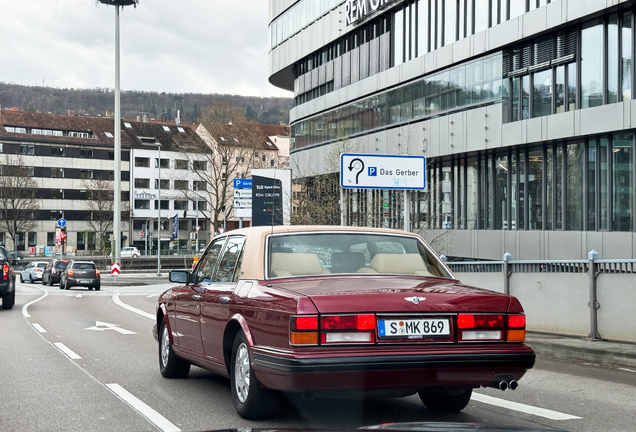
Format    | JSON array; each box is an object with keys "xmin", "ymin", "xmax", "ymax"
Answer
[{"xmin": 270, "ymin": 251, "xmax": 433, "ymax": 277}]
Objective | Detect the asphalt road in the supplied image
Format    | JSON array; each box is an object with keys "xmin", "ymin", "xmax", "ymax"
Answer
[{"xmin": 1, "ymin": 279, "xmax": 635, "ymax": 432}]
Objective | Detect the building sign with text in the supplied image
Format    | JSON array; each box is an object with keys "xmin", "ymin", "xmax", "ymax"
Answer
[{"xmin": 345, "ymin": 0, "xmax": 396, "ymax": 26}]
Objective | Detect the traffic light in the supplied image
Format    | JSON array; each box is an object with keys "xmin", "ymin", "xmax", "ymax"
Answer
[{"xmin": 60, "ymin": 227, "xmax": 67, "ymax": 244}]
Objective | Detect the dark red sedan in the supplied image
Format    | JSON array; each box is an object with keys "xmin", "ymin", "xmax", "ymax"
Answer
[{"xmin": 155, "ymin": 226, "xmax": 535, "ymax": 419}]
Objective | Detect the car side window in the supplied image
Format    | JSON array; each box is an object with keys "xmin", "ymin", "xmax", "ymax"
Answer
[
  {"xmin": 213, "ymin": 237, "xmax": 246, "ymax": 283},
  {"xmin": 195, "ymin": 239, "xmax": 226, "ymax": 285}
]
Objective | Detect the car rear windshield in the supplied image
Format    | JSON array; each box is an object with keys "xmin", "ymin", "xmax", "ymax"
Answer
[
  {"xmin": 268, "ymin": 233, "xmax": 452, "ymax": 279},
  {"xmin": 74, "ymin": 263, "xmax": 96, "ymax": 270},
  {"xmin": 36, "ymin": 263, "xmax": 48, "ymax": 269},
  {"xmin": 55, "ymin": 261, "xmax": 69, "ymax": 269}
]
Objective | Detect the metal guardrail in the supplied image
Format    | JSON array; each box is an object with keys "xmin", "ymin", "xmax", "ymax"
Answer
[
  {"xmin": 596, "ymin": 259, "xmax": 636, "ymax": 274},
  {"xmin": 447, "ymin": 261, "xmax": 503, "ymax": 273},
  {"xmin": 19, "ymin": 256, "xmax": 195, "ymax": 272}
]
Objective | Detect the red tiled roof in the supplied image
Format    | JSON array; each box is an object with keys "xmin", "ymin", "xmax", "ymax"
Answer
[{"xmin": 257, "ymin": 123, "xmax": 290, "ymax": 137}]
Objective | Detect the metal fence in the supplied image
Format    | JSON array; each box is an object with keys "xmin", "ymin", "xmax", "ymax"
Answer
[{"xmin": 447, "ymin": 251, "xmax": 636, "ymax": 343}]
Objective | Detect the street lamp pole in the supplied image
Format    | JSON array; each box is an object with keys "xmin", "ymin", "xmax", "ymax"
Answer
[
  {"xmin": 157, "ymin": 143, "xmax": 162, "ymax": 276},
  {"xmin": 98, "ymin": 0, "xmax": 138, "ymax": 275}
]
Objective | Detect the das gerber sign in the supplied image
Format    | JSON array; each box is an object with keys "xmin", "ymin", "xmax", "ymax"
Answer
[
  {"xmin": 340, "ymin": 153, "xmax": 426, "ymax": 190},
  {"xmin": 345, "ymin": 0, "xmax": 396, "ymax": 26}
]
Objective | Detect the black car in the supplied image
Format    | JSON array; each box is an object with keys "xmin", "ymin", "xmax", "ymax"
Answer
[
  {"xmin": 7, "ymin": 250, "xmax": 24, "ymax": 270},
  {"xmin": 0, "ymin": 247, "xmax": 16, "ymax": 310},
  {"xmin": 42, "ymin": 259, "xmax": 70, "ymax": 286},
  {"xmin": 60, "ymin": 261, "xmax": 101, "ymax": 291}
]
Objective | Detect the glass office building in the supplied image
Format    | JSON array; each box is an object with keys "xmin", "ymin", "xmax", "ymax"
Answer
[{"xmin": 268, "ymin": 0, "xmax": 636, "ymax": 259}]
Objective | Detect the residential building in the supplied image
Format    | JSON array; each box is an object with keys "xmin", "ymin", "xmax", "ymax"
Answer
[
  {"xmin": 0, "ymin": 108, "xmax": 132, "ymax": 254},
  {"xmin": 270, "ymin": 0, "xmax": 636, "ymax": 259},
  {"xmin": 125, "ymin": 120, "xmax": 210, "ymax": 253}
]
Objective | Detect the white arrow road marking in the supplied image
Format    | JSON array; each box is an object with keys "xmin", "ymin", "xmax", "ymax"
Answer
[
  {"xmin": 75, "ymin": 294, "xmax": 83, "ymax": 298},
  {"xmin": 106, "ymin": 384, "xmax": 180, "ymax": 432},
  {"xmin": 32, "ymin": 323, "xmax": 47, "ymax": 333},
  {"xmin": 85, "ymin": 321, "xmax": 137, "ymax": 335},
  {"xmin": 54, "ymin": 342, "xmax": 81, "ymax": 360},
  {"xmin": 146, "ymin": 294, "xmax": 155, "ymax": 298},
  {"xmin": 472, "ymin": 393, "xmax": 582, "ymax": 421}
]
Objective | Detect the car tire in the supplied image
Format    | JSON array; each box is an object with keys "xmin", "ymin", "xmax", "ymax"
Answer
[
  {"xmin": 159, "ymin": 319, "xmax": 190, "ymax": 378},
  {"xmin": 64, "ymin": 280, "xmax": 70, "ymax": 290},
  {"xmin": 48, "ymin": 278, "xmax": 54, "ymax": 286},
  {"xmin": 231, "ymin": 332, "xmax": 278, "ymax": 420},
  {"xmin": 418, "ymin": 388, "xmax": 473, "ymax": 413},
  {"xmin": 1, "ymin": 289, "xmax": 15, "ymax": 310},
  {"xmin": 59, "ymin": 279, "xmax": 64, "ymax": 289},
  {"xmin": 133, "ymin": 254, "xmax": 139, "ymax": 258},
  {"xmin": 95, "ymin": 284, "xmax": 101, "ymax": 291},
  {"xmin": 19, "ymin": 275, "xmax": 24, "ymax": 283},
  {"xmin": 88, "ymin": 287, "xmax": 93, "ymax": 291},
  {"xmin": 29, "ymin": 275, "xmax": 34, "ymax": 284}
]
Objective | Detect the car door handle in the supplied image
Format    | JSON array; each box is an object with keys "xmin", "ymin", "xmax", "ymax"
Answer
[
  {"xmin": 192, "ymin": 294, "xmax": 202, "ymax": 300},
  {"xmin": 219, "ymin": 296, "xmax": 231, "ymax": 304}
]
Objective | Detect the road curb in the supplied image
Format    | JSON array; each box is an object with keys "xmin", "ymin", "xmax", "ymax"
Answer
[{"xmin": 527, "ymin": 335, "xmax": 636, "ymax": 369}]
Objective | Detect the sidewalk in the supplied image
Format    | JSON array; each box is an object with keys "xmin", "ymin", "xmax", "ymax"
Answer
[{"xmin": 527, "ymin": 332, "xmax": 636, "ymax": 370}]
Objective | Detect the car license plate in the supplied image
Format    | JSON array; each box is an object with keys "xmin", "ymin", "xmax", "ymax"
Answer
[
  {"xmin": 378, "ymin": 318, "xmax": 450, "ymax": 338},
  {"xmin": 80, "ymin": 280, "xmax": 92, "ymax": 284}
]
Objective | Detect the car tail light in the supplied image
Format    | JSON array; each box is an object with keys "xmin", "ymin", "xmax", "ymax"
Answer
[
  {"xmin": 290, "ymin": 315, "xmax": 318, "ymax": 346},
  {"xmin": 457, "ymin": 314, "xmax": 505, "ymax": 342},
  {"xmin": 35, "ymin": 268, "xmax": 43, "ymax": 272},
  {"xmin": 2, "ymin": 264, "xmax": 8, "ymax": 281},
  {"xmin": 320, "ymin": 314, "xmax": 376, "ymax": 345},
  {"xmin": 507, "ymin": 314, "xmax": 526, "ymax": 342},
  {"xmin": 68, "ymin": 270, "xmax": 74, "ymax": 277},
  {"xmin": 51, "ymin": 268, "xmax": 56, "ymax": 274},
  {"xmin": 96, "ymin": 269, "xmax": 101, "ymax": 277}
]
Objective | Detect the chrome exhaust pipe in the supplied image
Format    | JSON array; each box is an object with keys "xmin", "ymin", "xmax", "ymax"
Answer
[
  {"xmin": 509, "ymin": 380, "xmax": 519, "ymax": 390},
  {"xmin": 498, "ymin": 381, "xmax": 508, "ymax": 391}
]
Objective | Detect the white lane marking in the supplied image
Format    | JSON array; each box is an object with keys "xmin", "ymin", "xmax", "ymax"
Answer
[
  {"xmin": 472, "ymin": 393, "xmax": 581, "ymax": 421},
  {"xmin": 22, "ymin": 285, "xmax": 49, "ymax": 318},
  {"xmin": 75, "ymin": 294, "xmax": 83, "ymax": 298},
  {"xmin": 53, "ymin": 342, "xmax": 82, "ymax": 360},
  {"xmin": 618, "ymin": 367, "xmax": 636, "ymax": 373},
  {"xmin": 106, "ymin": 384, "xmax": 181, "ymax": 432},
  {"xmin": 146, "ymin": 294, "xmax": 156, "ymax": 298},
  {"xmin": 85, "ymin": 321, "xmax": 137, "ymax": 335},
  {"xmin": 32, "ymin": 323, "xmax": 47, "ymax": 333},
  {"xmin": 113, "ymin": 288, "xmax": 155, "ymax": 321}
]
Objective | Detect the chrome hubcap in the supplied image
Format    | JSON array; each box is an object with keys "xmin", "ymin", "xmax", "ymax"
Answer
[
  {"xmin": 161, "ymin": 325, "xmax": 170, "ymax": 367},
  {"xmin": 234, "ymin": 343, "xmax": 250, "ymax": 403}
]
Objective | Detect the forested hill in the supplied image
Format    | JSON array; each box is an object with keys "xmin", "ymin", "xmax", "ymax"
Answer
[{"xmin": 0, "ymin": 83, "xmax": 293, "ymax": 125}]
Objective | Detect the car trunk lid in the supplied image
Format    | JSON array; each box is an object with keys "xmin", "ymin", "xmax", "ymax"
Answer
[{"xmin": 272, "ymin": 276, "xmax": 510, "ymax": 313}]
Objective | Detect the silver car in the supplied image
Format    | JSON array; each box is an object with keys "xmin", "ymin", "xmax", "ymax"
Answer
[{"xmin": 20, "ymin": 261, "xmax": 49, "ymax": 283}]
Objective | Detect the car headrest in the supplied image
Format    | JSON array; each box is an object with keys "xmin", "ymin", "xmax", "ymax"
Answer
[
  {"xmin": 271, "ymin": 253, "xmax": 329, "ymax": 277},
  {"xmin": 370, "ymin": 253, "xmax": 432, "ymax": 275},
  {"xmin": 330, "ymin": 252, "xmax": 366, "ymax": 271}
]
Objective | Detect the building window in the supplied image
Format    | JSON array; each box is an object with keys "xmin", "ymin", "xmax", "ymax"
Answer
[
  {"xmin": 135, "ymin": 178, "xmax": 150, "ymax": 188},
  {"xmin": 80, "ymin": 149, "xmax": 93, "ymax": 158},
  {"xmin": 20, "ymin": 145, "xmax": 35, "ymax": 155},
  {"xmin": 77, "ymin": 232, "xmax": 86, "ymax": 251},
  {"xmin": 135, "ymin": 200, "xmax": 151, "ymax": 210},
  {"xmin": 105, "ymin": 132, "xmax": 114, "ymax": 138},
  {"xmin": 175, "ymin": 160, "xmax": 189, "ymax": 170},
  {"xmin": 155, "ymin": 200, "xmax": 170, "ymax": 210},
  {"xmin": 581, "ymin": 20, "xmax": 604, "ymax": 109},
  {"xmin": 174, "ymin": 180, "xmax": 189, "ymax": 190},
  {"xmin": 193, "ymin": 160, "xmax": 207, "ymax": 170},
  {"xmin": 532, "ymin": 69, "xmax": 552, "ymax": 118},
  {"xmin": 15, "ymin": 233, "xmax": 25, "ymax": 251},
  {"xmin": 80, "ymin": 170, "xmax": 94, "ymax": 179},
  {"xmin": 156, "ymin": 158, "xmax": 170, "ymax": 168},
  {"xmin": 193, "ymin": 181, "xmax": 206, "ymax": 191},
  {"xmin": 132, "ymin": 220, "xmax": 144, "ymax": 230},
  {"xmin": 155, "ymin": 179, "xmax": 170, "ymax": 189},
  {"xmin": 51, "ymin": 147, "xmax": 66, "ymax": 157},
  {"xmin": 135, "ymin": 157, "xmax": 150, "ymax": 167},
  {"xmin": 47, "ymin": 232, "xmax": 55, "ymax": 247},
  {"xmin": 174, "ymin": 200, "xmax": 189, "ymax": 210},
  {"xmin": 51, "ymin": 168, "xmax": 64, "ymax": 178},
  {"xmin": 622, "ymin": 12, "xmax": 633, "ymax": 101},
  {"xmin": 612, "ymin": 133, "xmax": 634, "ymax": 231},
  {"xmin": 51, "ymin": 189, "xmax": 64, "ymax": 199},
  {"xmin": 566, "ymin": 142, "xmax": 585, "ymax": 231},
  {"xmin": 179, "ymin": 220, "xmax": 189, "ymax": 230},
  {"xmin": 193, "ymin": 200, "xmax": 208, "ymax": 211},
  {"xmin": 28, "ymin": 232, "xmax": 37, "ymax": 248}
]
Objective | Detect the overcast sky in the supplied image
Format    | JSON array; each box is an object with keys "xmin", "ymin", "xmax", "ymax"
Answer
[{"xmin": 0, "ymin": 0, "xmax": 288, "ymax": 97}]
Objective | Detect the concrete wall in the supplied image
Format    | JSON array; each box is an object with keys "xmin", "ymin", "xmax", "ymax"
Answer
[{"xmin": 452, "ymin": 269, "xmax": 636, "ymax": 342}]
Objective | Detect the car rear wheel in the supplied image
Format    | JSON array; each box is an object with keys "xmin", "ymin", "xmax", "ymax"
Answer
[
  {"xmin": 48, "ymin": 278, "xmax": 54, "ymax": 286},
  {"xmin": 1, "ymin": 290, "xmax": 14, "ymax": 310},
  {"xmin": 19, "ymin": 275, "xmax": 24, "ymax": 283},
  {"xmin": 231, "ymin": 332, "xmax": 278, "ymax": 420},
  {"xmin": 29, "ymin": 275, "xmax": 34, "ymax": 284},
  {"xmin": 159, "ymin": 319, "xmax": 190, "ymax": 378},
  {"xmin": 418, "ymin": 388, "xmax": 473, "ymax": 413},
  {"xmin": 95, "ymin": 284, "xmax": 101, "ymax": 291}
]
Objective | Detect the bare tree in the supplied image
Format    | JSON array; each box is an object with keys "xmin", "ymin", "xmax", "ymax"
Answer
[
  {"xmin": 82, "ymin": 178, "xmax": 129, "ymax": 254},
  {"xmin": 180, "ymin": 102, "xmax": 275, "ymax": 232},
  {"xmin": 0, "ymin": 155, "xmax": 39, "ymax": 247}
]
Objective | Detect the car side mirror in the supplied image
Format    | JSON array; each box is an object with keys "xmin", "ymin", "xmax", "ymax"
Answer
[{"xmin": 169, "ymin": 270, "xmax": 190, "ymax": 284}]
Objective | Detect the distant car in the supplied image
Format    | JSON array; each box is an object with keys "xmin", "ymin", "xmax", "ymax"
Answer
[
  {"xmin": 7, "ymin": 251, "xmax": 24, "ymax": 270},
  {"xmin": 156, "ymin": 226, "xmax": 535, "ymax": 420},
  {"xmin": 60, "ymin": 261, "xmax": 101, "ymax": 290},
  {"xmin": 42, "ymin": 259, "xmax": 70, "ymax": 286},
  {"xmin": 20, "ymin": 261, "xmax": 49, "ymax": 283},
  {"xmin": 0, "ymin": 246, "xmax": 16, "ymax": 309},
  {"xmin": 121, "ymin": 247, "xmax": 141, "ymax": 258}
]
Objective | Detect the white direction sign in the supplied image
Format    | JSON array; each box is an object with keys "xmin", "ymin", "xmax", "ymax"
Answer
[
  {"xmin": 340, "ymin": 153, "xmax": 426, "ymax": 190},
  {"xmin": 85, "ymin": 321, "xmax": 137, "ymax": 335},
  {"xmin": 234, "ymin": 189, "xmax": 252, "ymax": 199},
  {"xmin": 234, "ymin": 199, "xmax": 252, "ymax": 209},
  {"xmin": 234, "ymin": 208, "xmax": 251, "ymax": 218}
]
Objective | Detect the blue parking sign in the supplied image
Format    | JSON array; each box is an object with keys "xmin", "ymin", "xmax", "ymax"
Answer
[{"xmin": 368, "ymin": 167, "xmax": 377, "ymax": 176}]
